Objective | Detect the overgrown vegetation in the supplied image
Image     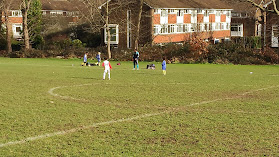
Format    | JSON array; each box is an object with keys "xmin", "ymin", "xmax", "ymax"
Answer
[
  {"xmin": 0, "ymin": 35, "xmax": 278, "ymax": 65},
  {"xmin": 111, "ymin": 37, "xmax": 278, "ymax": 65}
]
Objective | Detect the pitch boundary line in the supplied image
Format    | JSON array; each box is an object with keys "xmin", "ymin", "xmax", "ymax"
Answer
[
  {"xmin": 48, "ymin": 83, "xmax": 192, "ymax": 102},
  {"xmin": 1, "ymin": 85, "xmax": 278, "ymax": 148}
]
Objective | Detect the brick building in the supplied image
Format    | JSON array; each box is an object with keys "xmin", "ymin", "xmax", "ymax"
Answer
[
  {"xmin": 227, "ymin": 0, "xmax": 278, "ymax": 48},
  {"xmin": 1, "ymin": 0, "xmax": 82, "ymax": 40},
  {"xmin": 100, "ymin": 0, "xmax": 233, "ymax": 49}
]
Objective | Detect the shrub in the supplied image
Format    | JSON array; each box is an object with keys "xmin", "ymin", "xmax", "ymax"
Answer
[
  {"xmin": 12, "ymin": 40, "xmax": 23, "ymax": 51},
  {"xmin": 0, "ymin": 38, "xmax": 7, "ymax": 50}
]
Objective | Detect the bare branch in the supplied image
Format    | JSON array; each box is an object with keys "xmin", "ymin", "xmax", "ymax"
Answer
[{"xmin": 272, "ymin": 0, "xmax": 279, "ymax": 15}]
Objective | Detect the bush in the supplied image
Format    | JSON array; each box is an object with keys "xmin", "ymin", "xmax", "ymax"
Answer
[
  {"xmin": 12, "ymin": 40, "xmax": 23, "ymax": 51},
  {"xmin": 207, "ymin": 40, "xmax": 278, "ymax": 65},
  {"xmin": 0, "ymin": 38, "xmax": 7, "ymax": 50}
]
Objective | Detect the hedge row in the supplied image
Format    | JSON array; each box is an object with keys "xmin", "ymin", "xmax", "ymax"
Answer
[{"xmin": 1, "ymin": 38, "xmax": 278, "ymax": 65}]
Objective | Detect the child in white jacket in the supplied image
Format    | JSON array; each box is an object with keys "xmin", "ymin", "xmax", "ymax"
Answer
[{"xmin": 102, "ymin": 58, "xmax": 112, "ymax": 80}]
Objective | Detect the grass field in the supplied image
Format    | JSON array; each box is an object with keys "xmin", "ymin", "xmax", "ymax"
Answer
[{"xmin": 0, "ymin": 57, "xmax": 279, "ymax": 156}]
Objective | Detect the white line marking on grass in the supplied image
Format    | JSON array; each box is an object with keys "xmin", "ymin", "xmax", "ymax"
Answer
[
  {"xmin": 1, "ymin": 85, "xmax": 278, "ymax": 148},
  {"xmin": 48, "ymin": 83, "xmax": 192, "ymax": 101},
  {"xmin": 48, "ymin": 84, "xmax": 94, "ymax": 101},
  {"xmin": 241, "ymin": 85, "xmax": 279, "ymax": 96},
  {"xmin": 0, "ymin": 112, "xmax": 168, "ymax": 148}
]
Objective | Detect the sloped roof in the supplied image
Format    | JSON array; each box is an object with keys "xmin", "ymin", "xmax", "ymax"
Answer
[
  {"xmin": 9, "ymin": 0, "xmax": 21, "ymax": 10},
  {"xmin": 41, "ymin": 0, "xmax": 82, "ymax": 11},
  {"xmin": 144, "ymin": 0, "xmax": 232, "ymax": 9},
  {"xmin": 222, "ymin": 0, "xmax": 260, "ymax": 12},
  {"xmin": 9, "ymin": 0, "xmax": 83, "ymax": 11}
]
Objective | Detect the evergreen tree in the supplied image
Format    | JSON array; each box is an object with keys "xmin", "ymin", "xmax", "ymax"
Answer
[{"xmin": 27, "ymin": 0, "xmax": 44, "ymax": 49}]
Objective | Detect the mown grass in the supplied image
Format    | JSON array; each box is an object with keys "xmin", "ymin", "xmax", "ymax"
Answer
[{"xmin": 0, "ymin": 57, "xmax": 279, "ymax": 156}]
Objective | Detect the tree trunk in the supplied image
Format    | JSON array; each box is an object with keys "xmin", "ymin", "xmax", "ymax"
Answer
[
  {"xmin": 263, "ymin": 10, "xmax": 266, "ymax": 51},
  {"xmin": 4, "ymin": 7, "xmax": 12, "ymax": 53},
  {"xmin": 134, "ymin": 0, "xmax": 143, "ymax": 50},
  {"xmin": 0, "ymin": 9, "xmax": 3, "ymax": 33},
  {"xmin": 22, "ymin": 0, "xmax": 30, "ymax": 50},
  {"xmin": 106, "ymin": 0, "xmax": 111, "ymax": 59}
]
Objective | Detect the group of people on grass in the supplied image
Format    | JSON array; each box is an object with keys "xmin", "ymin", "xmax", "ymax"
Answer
[{"xmin": 83, "ymin": 49, "xmax": 166, "ymax": 80}]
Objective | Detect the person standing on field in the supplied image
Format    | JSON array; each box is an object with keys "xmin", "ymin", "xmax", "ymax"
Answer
[
  {"xmin": 83, "ymin": 52, "xmax": 88, "ymax": 66},
  {"xmin": 162, "ymin": 57, "xmax": 167, "ymax": 75},
  {"xmin": 96, "ymin": 52, "xmax": 101, "ymax": 66},
  {"xmin": 133, "ymin": 49, "xmax": 139, "ymax": 70},
  {"xmin": 102, "ymin": 57, "xmax": 112, "ymax": 80}
]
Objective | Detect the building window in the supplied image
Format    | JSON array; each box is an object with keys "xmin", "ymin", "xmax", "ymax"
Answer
[
  {"xmin": 104, "ymin": 24, "xmax": 119, "ymax": 45},
  {"xmin": 226, "ymin": 11, "xmax": 231, "ymax": 17},
  {"xmin": 191, "ymin": 11, "xmax": 197, "ymax": 18},
  {"xmin": 184, "ymin": 9, "xmax": 189, "ymax": 14},
  {"xmin": 204, "ymin": 10, "xmax": 209, "ymax": 17},
  {"xmin": 214, "ymin": 39, "xmax": 220, "ymax": 44},
  {"xmin": 231, "ymin": 24, "xmax": 243, "ymax": 37},
  {"xmin": 50, "ymin": 11, "xmax": 63, "ymax": 16},
  {"xmin": 197, "ymin": 9, "xmax": 202, "ymax": 14},
  {"xmin": 216, "ymin": 11, "xmax": 220, "ymax": 16},
  {"xmin": 177, "ymin": 10, "xmax": 183, "ymax": 16},
  {"xmin": 272, "ymin": 25, "xmax": 279, "ymax": 47},
  {"xmin": 215, "ymin": 23, "xmax": 220, "ymax": 30},
  {"xmin": 161, "ymin": 9, "xmax": 167, "ymax": 17},
  {"xmin": 154, "ymin": 25, "xmax": 160, "ymax": 34},
  {"xmin": 12, "ymin": 24, "xmax": 23, "ymax": 38},
  {"xmin": 256, "ymin": 24, "xmax": 262, "ymax": 36},
  {"xmin": 209, "ymin": 23, "xmax": 213, "ymax": 31},
  {"xmin": 161, "ymin": 25, "xmax": 168, "ymax": 34},
  {"xmin": 198, "ymin": 24, "xmax": 204, "ymax": 31},
  {"xmin": 231, "ymin": 12, "xmax": 247, "ymax": 18},
  {"xmin": 154, "ymin": 9, "xmax": 159, "ymax": 14},
  {"xmin": 168, "ymin": 25, "xmax": 175, "ymax": 33},
  {"xmin": 220, "ymin": 23, "xmax": 224, "ymax": 30},
  {"xmin": 191, "ymin": 24, "xmax": 197, "ymax": 32},
  {"xmin": 15, "ymin": 27, "xmax": 21, "ymax": 32},
  {"xmin": 204, "ymin": 23, "xmax": 208, "ymax": 31},
  {"xmin": 11, "ymin": 11, "xmax": 22, "ymax": 17},
  {"xmin": 177, "ymin": 24, "xmax": 183, "ymax": 33},
  {"xmin": 168, "ymin": 9, "xmax": 175, "ymax": 14},
  {"xmin": 226, "ymin": 23, "xmax": 230, "ymax": 30},
  {"xmin": 183, "ymin": 24, "xmax": 189, "ymax": 32}
]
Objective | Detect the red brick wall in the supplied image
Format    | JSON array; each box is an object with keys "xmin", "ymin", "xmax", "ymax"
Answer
[
  {"xmin": 168, "ymin": 14, "xmax": 177, "ymax": 24},
  {"xmin": 153, "ymin": 33, "xmax": 190, "ymax": 43},
  {"xmin": 9, "ymin": 17, "xmax": 23, "ymax": 23},
  {"xmin": 212, "ymin": 30, "xmax": 230, "ymax": 38},
  {"xmin": 209, "ymin": 14, "xmax": 215, "ymax": 23},
  {"xmin": 199, "ymin": 30, "xmax": 230, "ymax": 39},
  {"xmin": 221, "ymin": 14, "xmax": 226, "ymax": 22},
  {"xmin": 153, "ymin": 14, "xmax": 160, "ymax": 25},
  {"xmin": 1, "ymin": 16, "xmax": 23, "ymax": 23},
  {"xmin": 153, "ymin": 30, "xmax": 230, "ymax": 44},
  {"xmin": 184, "ymin": 14, "xmax": 191, "ymax": 23},
  {"xmin": 197, "ymin": 14, "xmax": 204, "ymax": 23}
]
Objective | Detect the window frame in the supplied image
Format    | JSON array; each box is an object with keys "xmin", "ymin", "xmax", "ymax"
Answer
[{"xmin": 104, "ymin": 24, "xmax": 119, "ymax": 45}]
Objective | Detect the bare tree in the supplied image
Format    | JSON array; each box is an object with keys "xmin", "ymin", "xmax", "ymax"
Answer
[
  {"xmin": 0, "ymin": 2, "xmax": 3, "ymax": 34},
  {"xmin": 80, "ymin": 0, "xmax": 142, "ymax": 58},
  {"xmin": 244, "ymin": 0, "xmax": 279, "ymax": 15},
  {"xmin": 21, "ymin": 0, "xmax": 32, "ymax": 50},
  {"xmin": 134, "ymin": 0, "xmax": 143, "ymax": 50},
  {"xmin": 2, "ymin": 0, "xmax": 14, "ymax": 53},
  {"xmin": 105, "ymin": 0, "xmax": 111, "ymax": 58},
  {"xmin": 242, "ymin": 0, "xmax": 279, "ymax": 50},
  {"xmin": 80, "ymin": 0, "xmax": 114, "ymax": 58}
]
